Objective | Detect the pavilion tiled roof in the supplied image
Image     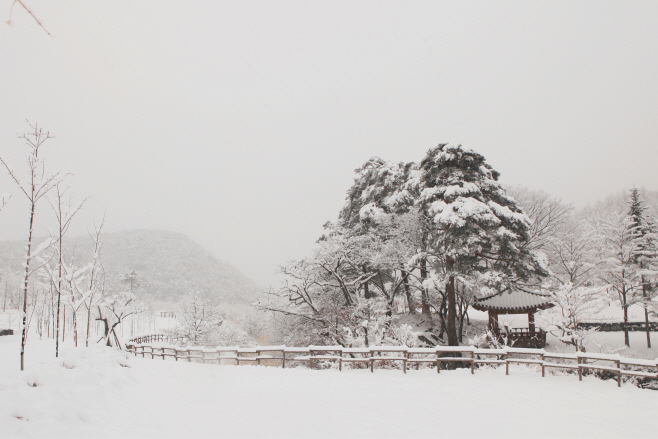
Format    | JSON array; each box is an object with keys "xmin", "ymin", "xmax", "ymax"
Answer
[{"xmin": 472, "ymin": 289, "xmax": 554, "ymax": 312}]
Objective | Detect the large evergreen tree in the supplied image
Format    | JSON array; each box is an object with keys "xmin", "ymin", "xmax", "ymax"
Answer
[
  {"xmin": 628, "ymin": 188, "xmax": 658, "ymax": 347},
  {"xmin": 417, "ymin": 144, "xmax": 547, "ymax": 345}
]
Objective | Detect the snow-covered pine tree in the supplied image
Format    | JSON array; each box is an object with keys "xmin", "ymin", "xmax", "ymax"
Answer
[
  {"xmin": 338, "ymin": 157, "xmax": 432, "ymax": 314},
  {"xmin": 627, "ymin": 188, "xmax": 658, "ymax": 347},
  {"xmin": 417, "ymin": 144, "xmax": 547, "ymax": 345},
  {"xmin": 121, "ymin": 270, "xmax": 141, "ymax": 294}
]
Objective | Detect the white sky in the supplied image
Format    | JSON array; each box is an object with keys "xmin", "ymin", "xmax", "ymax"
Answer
[{"xmin": 1, "ymin": 1, "xmax": 657, "ymax": 286}]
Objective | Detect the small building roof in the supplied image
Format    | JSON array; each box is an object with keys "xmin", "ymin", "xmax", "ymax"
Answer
[{"xmin": 472, "ymin": 289, "xmax": 554, "ymax": 313}]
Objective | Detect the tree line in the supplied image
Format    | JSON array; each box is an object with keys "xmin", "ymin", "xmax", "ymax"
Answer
[
  {"xmin": 260, "ymin": 144, "xmax": 658, "ymax": 352},
  {"xmin": 0, "ymin": 123, "xmax": 147, "ymax": 370}
]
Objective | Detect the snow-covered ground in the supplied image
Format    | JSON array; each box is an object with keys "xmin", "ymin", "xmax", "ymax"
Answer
[
  {"xmin": 1, "ymin": 335, "xmax": 657, "ymax": 439},
  {"xmin": 545, "ymin": 331, "xmax": 658, "ymax": 359}
]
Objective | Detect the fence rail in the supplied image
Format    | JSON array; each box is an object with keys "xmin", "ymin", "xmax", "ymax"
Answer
[
  {"xmin": 125, "ymin": 338, "xmax": 658, "ymax": 387},
  {"xmin": 577, "ymin": 322, "xmax": 658, "ymax": 332},
  {"xmin": 130, "ymin": 334, "xmax": 169, "ymax": 344}
]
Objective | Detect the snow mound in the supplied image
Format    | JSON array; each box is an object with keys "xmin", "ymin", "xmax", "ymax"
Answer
[{"xmin": 0, "ymin": 336, "xmax": 134, "ymax": 436}]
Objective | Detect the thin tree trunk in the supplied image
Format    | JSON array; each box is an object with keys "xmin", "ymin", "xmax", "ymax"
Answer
[
  {"xmin": 402, "ymin": 269, "xmax": 415, "ymax": 314},
  {"xmin": 62, "ymin": 305, "xmax": 66, "ymax": 341},
  {"xmin": 622, "ymin": 291, "xmax": 630, "ymax": 347},
  {"xmin": 420, "ymin": 257, "xmax": 430, "ymax": 315},
  {"xmin": 445, "ymin": 256, "xmax": 458, "ymax": 346},
  {"xmin": 73, "ymin": 308, "xmax": 78, "ymax": 347},
  {"xmin": 3, "ymin": 279, "xmax": 7, "ymax": 312},
  {"xmin": 437, "ymin": 297, "xmax": 447, "ymax": 339},
  {"xmin": 642, "ymin": 275, "xmax": 651, "ymax": 348},
  {"xmin": 20, "ymin": 202, "xmax": 36, "ymax": 371},
  {"xmin": 86, "ymin": 303, "xmax": 92, "ymax": 347}
]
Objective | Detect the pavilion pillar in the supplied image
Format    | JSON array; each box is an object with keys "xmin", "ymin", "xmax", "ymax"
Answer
[
  {"xmin": 528, "ymin": 310, "xmax": 535, "ymax": 334},
  {"xmin": 489, "ymin": 311, "xmax": 499, "ymax": 336}
]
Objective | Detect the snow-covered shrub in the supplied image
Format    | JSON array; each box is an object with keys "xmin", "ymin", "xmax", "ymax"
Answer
[
  {"xmin": 467, "ymin": 330, "xmax": 504, "ymax": 349},
  {"xmin": 167, "ymin": 293, "xmax": 223, "ymax": 346},
  {"xmin": 206, "ymin": 323, "xmax": 254, "ymax": 347},
  {"xmin": 390, "ymin": 324, "xmax": 420, "ymax": 347},
  {"xmin": 537, "ymin": 283, "xmax": 607, "ymax": 352}
]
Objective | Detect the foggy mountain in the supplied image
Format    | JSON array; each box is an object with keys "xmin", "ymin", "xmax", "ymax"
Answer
[{"xmin": 0, "ymin": 229, "xmax": 262, "ymax": 306}]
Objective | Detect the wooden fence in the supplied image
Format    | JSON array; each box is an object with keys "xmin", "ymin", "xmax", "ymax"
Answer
[
  {"xmin": 130, "ymin": 334, "xmax": 169, "ymax": 344},
  {"xmin": 578, "ymin": 322, "xmax": 658, "ymax": 332},
  {"xmin": 125, "ymin": 338, "xmax": 658, "ymax": 387}
]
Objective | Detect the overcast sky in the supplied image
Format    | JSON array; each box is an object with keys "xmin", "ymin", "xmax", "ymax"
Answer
[{"xmin": 1, "ymin": 1, "xmax": 657, "ymax": 286}]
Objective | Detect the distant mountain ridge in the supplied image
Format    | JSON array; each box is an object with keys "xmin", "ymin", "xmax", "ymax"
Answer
[{"xmin": 0, "ymin": 229, "xmax": 261, "ymax": 305}]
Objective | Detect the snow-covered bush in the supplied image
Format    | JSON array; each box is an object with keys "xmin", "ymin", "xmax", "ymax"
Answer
[
  {"xmin": 390, "ymin": 324, "xmax": 420, "ymax": 347},
  {"xmin": 467, "ymin": 330, "xmax": 505, "ymax": 349},
  {"xmin": 167, "ymin": 293, "xmax": 223, "ymax": 346},
  {"xmin": 537, "ymin": 283, "xmax": 607, "ymax": 352},
  {"xmin": 206, "ymin": 323, "xmax": 254, "ymax": 347}
]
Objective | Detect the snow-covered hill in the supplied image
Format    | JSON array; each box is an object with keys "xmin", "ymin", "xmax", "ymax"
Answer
[{"xmin": 0, "ymin": 229, "xmax": 262, "ymax": 305}]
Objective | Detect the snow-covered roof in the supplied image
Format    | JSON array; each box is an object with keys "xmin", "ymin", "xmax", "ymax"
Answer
[{"xmin": 472, "ymin": 289, "xmax": 554, "ymax": 313}]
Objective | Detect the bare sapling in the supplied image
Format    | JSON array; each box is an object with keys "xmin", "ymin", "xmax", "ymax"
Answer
[
  {"xmin": 46, "ymin": 182, "xmax": 86, "ymax": 354},
  {"xmin": 0, "ymin": 123, "xmax": 61, "ymax": 370},
  {"xmin": 84, "ymin": 218, "xmax": 105, "ymax": 347}
]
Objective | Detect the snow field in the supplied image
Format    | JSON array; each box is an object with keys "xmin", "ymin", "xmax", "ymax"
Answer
[{"xmin": 1, "ymin": 335, "xmax": 658, "ymax": 438}]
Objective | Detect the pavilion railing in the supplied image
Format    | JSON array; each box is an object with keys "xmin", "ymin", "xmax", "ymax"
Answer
[{"xmin": 502, "ymin": 329, "xmax": 547, "ymax": 349}]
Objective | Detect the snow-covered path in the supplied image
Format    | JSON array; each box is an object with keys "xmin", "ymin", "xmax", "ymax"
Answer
[{"xmin": 1, "ymin": 336, "xmax": 657, "ymax": 438}]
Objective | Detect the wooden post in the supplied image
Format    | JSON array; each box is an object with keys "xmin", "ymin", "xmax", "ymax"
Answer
[
  {"xmin": 578, "ymin": 357, "xmax": 582, "ymax": 381},
  {"xmin": 528, "ymin": 311, "xmax": 536, "ymax": 334},
  {"xmin": 616, "ymin": 360, "xmax": 621, "ymax": 387}
]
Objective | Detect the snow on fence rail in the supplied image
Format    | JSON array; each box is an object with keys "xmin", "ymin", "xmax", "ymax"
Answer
[
  {"xmin": 577, "ymin": 321, "xmax": 658, "ymax": 332},
  {"xmin": 125, "ymin": 336, "xmax": 658, "ymax": 387}
]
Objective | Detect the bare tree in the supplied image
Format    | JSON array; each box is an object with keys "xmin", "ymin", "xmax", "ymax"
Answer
[
  {"xmin": 538, "ymin": 283, "xmax": 607, "ymax": 352},
  {"xmin": 84, "ymin": 218, "xmax": 105, "ymax": 347},
  {"xmin": 546, "ymin": 221, "xmax": 599, "ymax": 287},
  {"xmin": 0, "ymin": 123, "xmax": 60, "ymax": 370},
  {"xmin": 96, "ymin": 291, "xmax": 146, "ymax": 349},
  {"xmin": 45, "ymin": 181, "xmax": 86, "ymax": 356},
  {"xmin": 595, "ymin": 214, "xmax": 641, "ymax": 347},
  {"xmin": 507, "ymin": 185, "xmax": 573, "ymax": 252},
  {"xmin": 170, "ymin": 293, "xmax": 223, "ymax": 345}
]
